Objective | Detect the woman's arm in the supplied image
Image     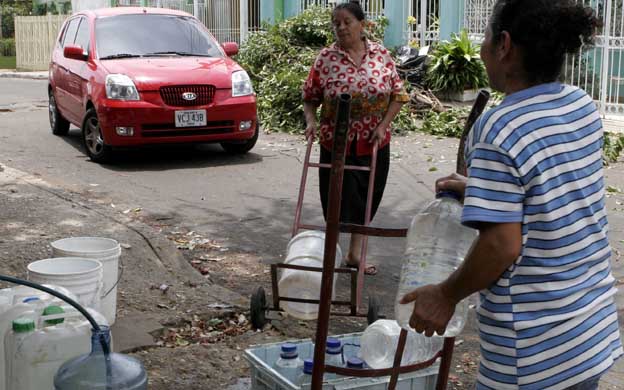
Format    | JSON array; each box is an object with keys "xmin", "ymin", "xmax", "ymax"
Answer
[
  {"xmin": 369, "ymin": 100, "xmax": 405, "ymax": 144},
  {"xmin": 304, "ymin": 101, "xmax": 320, "ymax": 140}
]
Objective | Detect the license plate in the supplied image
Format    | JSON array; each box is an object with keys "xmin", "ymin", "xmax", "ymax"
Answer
[{"xmin": 175, "ymin": 110, "xmax": 207, "ymax": 128}]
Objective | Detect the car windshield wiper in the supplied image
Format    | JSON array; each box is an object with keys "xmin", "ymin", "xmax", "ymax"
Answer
[
  {"xmin": 143, "ymin": 51, "xmax": 213, "ymax": 57},
  {"xmin": 100, "ymin": 53, "xmax": 142, "ymax": 60}
]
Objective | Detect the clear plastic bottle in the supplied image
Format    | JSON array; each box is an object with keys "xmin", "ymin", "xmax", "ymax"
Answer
[
  {"xmin": 274, "ymin": 343, "xmax": 303, "ymax": 383},
  {"xmin": 395, "ymin": 191, "xmax": 477, "ymax": 337},
  {"xmin": 360, "ymin": 319, "xmax": 443, "ymax": 369},
  {"xmin": 54, "ymin": 326, "xmax": 148, "ymax": 389},
  {"xmin": 296, "ymin": 359, "xmax": 314, "ymax": 386},
  {"xmin": 325, "ymin": 337, "xmax": 344, "ymax": 367}
]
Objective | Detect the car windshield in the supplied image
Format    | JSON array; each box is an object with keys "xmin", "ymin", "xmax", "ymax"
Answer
[{"xmin": 96, "ymin": 14, "xmax": 223, "ymax": 59}]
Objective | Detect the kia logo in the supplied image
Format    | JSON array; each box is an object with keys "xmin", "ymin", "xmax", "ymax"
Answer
[{"xmin": 182, "ymin": 92, "xmax": 197, "ymax": 101}]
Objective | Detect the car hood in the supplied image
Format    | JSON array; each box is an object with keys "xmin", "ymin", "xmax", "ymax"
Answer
[{"xmin": 99, "ymin": 57, "xmax": 241, "ymax": 90}]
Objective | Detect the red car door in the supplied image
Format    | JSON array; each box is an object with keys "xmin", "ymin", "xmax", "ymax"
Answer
[
  {"xmin": 53, "ymin": 17, "xmax": 81, "ymax": 124},
  {"xmin": 65, "ymin": 17, "xmax": 91, "ymax": 124}
]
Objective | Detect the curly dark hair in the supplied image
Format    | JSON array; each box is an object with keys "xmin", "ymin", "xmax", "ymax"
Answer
[
  {"xmin": 333, "ymin": 0, "xmax": 366, "ymax": 22},
  {"xmin": 490, "ymin": 0, "xmax": 602, "ymax": 83}
]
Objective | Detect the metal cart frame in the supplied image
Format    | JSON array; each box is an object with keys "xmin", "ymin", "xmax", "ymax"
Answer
[{"xmin": 251, "ymin": 89, "xmax": 490, "ymax": 390}]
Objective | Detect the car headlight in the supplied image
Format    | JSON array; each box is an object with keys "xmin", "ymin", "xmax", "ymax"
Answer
[
  {"xmin": 232, "ymin": 70, "xmax": 253, "ymax": 97},
  {"xmin": 105, "ymin": 74, "xmax": 140, "ymax": 100}
]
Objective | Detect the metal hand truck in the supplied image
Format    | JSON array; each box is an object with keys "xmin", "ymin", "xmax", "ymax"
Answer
[
  {"xmin": 251, "ymin": 89, "xmax": 490, "ymax": 390},
  {"xmin": 250, "ymin": 121, "xmax": 384, "ymax": 328}
]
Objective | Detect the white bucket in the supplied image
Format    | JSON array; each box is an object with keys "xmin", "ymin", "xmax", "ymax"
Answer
[
  {"xmin": 50, "ymin": 237, "xmax": 121, "ymax": 325},
  {"xmin": 27, "ymin": 258, "xmax": 103, "ymax": 313},
  {"xmin": 278, "ymin": 231, "xmax": 343, "ymax": 320}
]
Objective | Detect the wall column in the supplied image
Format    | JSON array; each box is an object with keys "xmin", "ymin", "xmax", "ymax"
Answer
[{"xmin": 383, "ymin": 0, "xmax": 409, "ymax": 48}]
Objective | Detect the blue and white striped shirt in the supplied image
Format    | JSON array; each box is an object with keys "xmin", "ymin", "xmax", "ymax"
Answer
[{"xmin": 461, "ymin": 82, "xmax": 623, "ymax": 390}]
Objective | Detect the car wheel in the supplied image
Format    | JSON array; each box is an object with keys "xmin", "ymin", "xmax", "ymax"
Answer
[
  {"xmin": 49, "ymin": 90, "xmax": 70, "ymax": 136},
  {"xmin": 82, "ymin": 108, "xmax": 113, "ymax": 163},
  {"xmin": 220, "ymin": 122, "xmax": 259, "ymax": 154}
]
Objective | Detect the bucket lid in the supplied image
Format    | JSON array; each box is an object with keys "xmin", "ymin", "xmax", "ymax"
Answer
[
  {"xmin": 43, "ymin": 305, "xmax": 65, "ymax": 325},
  {"xmin": 13, "ymin": 318, "xmax": 35, "ymax": 332}
]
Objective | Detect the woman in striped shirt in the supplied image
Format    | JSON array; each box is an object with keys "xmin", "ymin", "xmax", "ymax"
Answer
[{"xmin": 400, "ymin": 0, "xmax": 623, "ymax": 389}]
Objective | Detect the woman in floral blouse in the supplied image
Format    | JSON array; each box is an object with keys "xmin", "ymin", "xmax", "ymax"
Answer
[{"xmin": 302, "ymin": 1, "xmax": 409, "ymax": 275}]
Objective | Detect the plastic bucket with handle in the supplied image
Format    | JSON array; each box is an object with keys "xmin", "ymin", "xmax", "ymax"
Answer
[
  {"xmin": 50, "ymin": 237, "xmax": 121, "ymax": 325},
  {"xmin": 27, "ymin": 258, "xmax": 103, "ymax": 312}
]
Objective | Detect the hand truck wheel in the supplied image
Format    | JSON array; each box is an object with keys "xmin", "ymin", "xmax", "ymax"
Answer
[
  {"xmin": 367, "ymin": 294, "xmax": 381, "ymax": 325},
  {"xmin": 250, "ymin": 286, "xmax": 268, "ymax": 330}
]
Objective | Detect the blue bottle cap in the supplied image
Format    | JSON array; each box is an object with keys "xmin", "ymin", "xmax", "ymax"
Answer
[
  {"xmin": 281, "ymin": 343, "xmax": 297, "ymax": 353},
  {"xmin": 303, "ymin": 359, "xmax": 314, "ymax": 374},
  {"xmin": 326, "ymin": 338, "xmax": 341, "ymax": 349},
  {"xmin": 347, "ymin": 357, "xmax": 364, "ymax": 368},
  {"xmin": 435, "ymin": 190, "xmax": 462, "ymax": 201},
  {"xmin": 22, "ymin": 297, "xmax": 40, "ymax": 303}
]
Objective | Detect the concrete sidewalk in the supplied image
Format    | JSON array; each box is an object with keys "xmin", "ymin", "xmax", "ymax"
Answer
[{"xmin": 0, "ymin": 69, "xmax": 48, "ymax": 80}]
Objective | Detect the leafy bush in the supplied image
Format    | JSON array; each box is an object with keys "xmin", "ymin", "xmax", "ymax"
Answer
[
  {"xmin": 421, "ymin": 108, "xmax": 470, "ymax": 138},
  {"xmin": 237, "ymin": 6, "xmax": 387, "ymax": 134},
  {"xmin": 425, "ymin": 30, "xmax": 488, "ymax": 94},
  {"xmin": 0, "ymin": 38, "xmax": 15, "ymax": 57},
  {"xmin": 604, "ymin": 132, "xmax": 624, "ymax": 164}
]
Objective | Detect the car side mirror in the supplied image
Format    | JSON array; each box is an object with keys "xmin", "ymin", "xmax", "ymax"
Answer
[
  {"xmin": 221, "ymin": 42, "xmax": 238, "ymax": 56},
  {"xmin": 64, "ymin": 44, "xmax": 87, "ymax": 61}
]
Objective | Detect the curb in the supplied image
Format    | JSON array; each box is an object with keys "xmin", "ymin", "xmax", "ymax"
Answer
[{"xmin": 0, "ymin": 72, "xmax": 48, "ymax": 80}]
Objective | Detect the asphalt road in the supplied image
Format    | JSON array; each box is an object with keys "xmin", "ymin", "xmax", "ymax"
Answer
[{"xmin": 0, "ymin": 78, "xmax": 466, "ymax": 310}]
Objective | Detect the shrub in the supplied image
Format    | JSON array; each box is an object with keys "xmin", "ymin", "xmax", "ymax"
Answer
[
  {"xmin": 0, "ymin": 38, "xmax": 16, "ymax": 57},
  {"xmin": 425, "ymin": 30, "xmax": 488, "ymax": 94}
]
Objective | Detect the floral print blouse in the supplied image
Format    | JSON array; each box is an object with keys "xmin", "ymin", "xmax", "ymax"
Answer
[{"xmin": 302, "ymin": 39, "xmax": 409, "ymax": 156}]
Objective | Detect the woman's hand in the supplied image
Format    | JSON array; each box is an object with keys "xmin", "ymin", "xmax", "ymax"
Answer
[
  {"xmin": 369, "ymin": 123, "xmax": 388, "ymax": 144},
  {"xmin": 400, "ymin": 283, "xmax": 457, "ymax": 337},
  {"xmin": 305, "ymin": 122, "xmax": 318, "ymax": 141},
  {"xmin": 435, "ymin": 173, "xmax": 468, "ymax": 198}
]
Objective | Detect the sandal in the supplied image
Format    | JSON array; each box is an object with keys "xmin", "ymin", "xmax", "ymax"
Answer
[{"xmin": 341, "ymin": 261, "xmax": 378, "ymax": 276}]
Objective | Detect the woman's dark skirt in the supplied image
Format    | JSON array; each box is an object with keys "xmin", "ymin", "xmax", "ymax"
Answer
[{"xmin": 319, "ymin": 142, "xmax": 390, "ymax": 225}]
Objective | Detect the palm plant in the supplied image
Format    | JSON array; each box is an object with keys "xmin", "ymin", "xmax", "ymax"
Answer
[{"xmin": 425, "ymin": 30, "xmax": 489, "ymax": 95}]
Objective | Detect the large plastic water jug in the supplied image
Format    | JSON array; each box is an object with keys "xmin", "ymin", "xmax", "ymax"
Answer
[
  {"xmin": 359, "ymin": 319, "xmax": 443, "ymax": 369},
  {"xmin": 0, "ymin": 285, "xmax": 79, "ymax": 390},
  {"xmin": 51, "ymin": 237, "xmax": 122, "ymax": 325},
  {"xmin": 278, "ymin": 230, "xmax": 342, "ymax": 320},
  {"xmin": 54, "ymin": 326, "xmax": 148, "ymax": 389},
  {"xmin": 394, "ymin": 191, "xmax": 477, "ymax": 337},
  {"xmin": 4, "ymin": 305, "xmax": 108, "ymax": 390}
]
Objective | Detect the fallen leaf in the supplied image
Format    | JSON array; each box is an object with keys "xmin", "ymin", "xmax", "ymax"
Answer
[
  {"xmin": 607, "ymin": 185, "xmax": 621, "ymax": 193},
  {"xmin": 429, "ymin": 167, "xmax": 438, "ymax": 172}
]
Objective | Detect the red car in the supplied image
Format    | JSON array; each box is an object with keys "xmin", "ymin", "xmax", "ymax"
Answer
[{"xmin": 48, "ymin": 7, "xmax": 258, "ymax": 163}]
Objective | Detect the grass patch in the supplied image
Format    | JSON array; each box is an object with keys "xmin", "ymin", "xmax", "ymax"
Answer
[{"xmin": 0, "ymin": 56, "xmax": 16, "ymax": 69}]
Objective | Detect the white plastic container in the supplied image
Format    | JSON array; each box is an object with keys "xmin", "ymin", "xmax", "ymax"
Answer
[
  {"xmin": 4, "ymin": 305, "xmax": 108, "ymax": 390},
  {"xmin": 51, "ymin": 237, "xmax": 122, "ymax": 325},
  {"xmin": 0, "ymin": 285, "xmax": 78, "ymax": 390},
  {"xmin": 360, "ymin": 319, "xmax": 443, "ymax": 369},
  {"xmin": 27, "ymin": 257, "xmax": 103, "ymax": 312},
  {"xmin": 278, "ymin": 230, "xmax": 342, "ymax": 320},
  {"xmin": 395, "ymin": 191, "xmax": 478, "ymax": 337}
]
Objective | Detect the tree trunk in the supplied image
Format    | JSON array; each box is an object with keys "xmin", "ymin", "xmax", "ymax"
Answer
[{"xmin": 0, "ymin": 5, "xmax": 4, "ymax": 40}]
